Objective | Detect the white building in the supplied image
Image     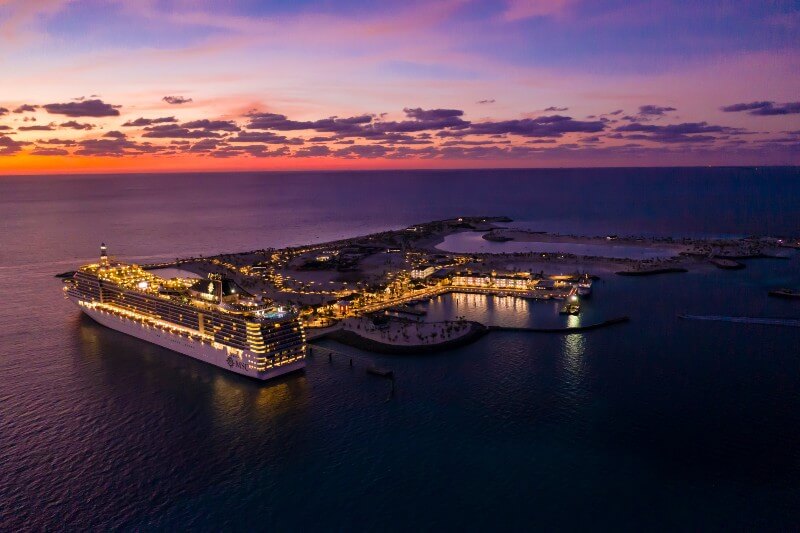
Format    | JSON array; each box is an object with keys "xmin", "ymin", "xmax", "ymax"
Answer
[{"xmin": 411, "ymin": 266, "xmax": 437, "ymax": 279}]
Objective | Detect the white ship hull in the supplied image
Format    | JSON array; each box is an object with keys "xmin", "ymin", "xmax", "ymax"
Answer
[{"xmin": 70, "ymin": 297, "xmax": 305, "ymax": 381}]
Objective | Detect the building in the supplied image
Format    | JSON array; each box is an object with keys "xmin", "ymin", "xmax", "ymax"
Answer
[
  {"xmin": 451, "ymin": 272, "xmax": 533, "ymax": 290},
  {"xmin": 411, "ymin": 266, "xmax": 437, "ymax": 279}
]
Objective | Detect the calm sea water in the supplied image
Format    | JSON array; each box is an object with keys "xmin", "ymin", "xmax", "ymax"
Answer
[{"xmin": 1, "ymin": 168, "xmax": 799, "ymax": 530}]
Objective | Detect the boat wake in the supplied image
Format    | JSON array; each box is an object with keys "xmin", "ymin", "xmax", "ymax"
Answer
[{"xmin": 679, "ymin": 315, "xmax": 800, "ymax": 327}]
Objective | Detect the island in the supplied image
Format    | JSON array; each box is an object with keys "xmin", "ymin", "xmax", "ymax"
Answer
[{"xmin": 122, "ymin": 216, "xmax": 796, "ymax": 352}]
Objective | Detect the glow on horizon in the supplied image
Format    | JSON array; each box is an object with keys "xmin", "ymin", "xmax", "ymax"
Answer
[{"xmin": 0, "ymin": 0, "xmax": 798, "ymax": 174}]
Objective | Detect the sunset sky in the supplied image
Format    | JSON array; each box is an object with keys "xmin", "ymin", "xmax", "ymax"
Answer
[{"xmin": 1, "ymin": 0, "xmax": 798, "ymax": 173}]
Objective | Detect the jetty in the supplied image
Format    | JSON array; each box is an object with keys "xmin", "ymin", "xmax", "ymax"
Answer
[{"xmin": 488, "ymin": 316, "xmax": 629, "ymax": 333}]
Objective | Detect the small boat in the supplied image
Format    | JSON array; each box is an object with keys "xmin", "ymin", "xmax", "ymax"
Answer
[{"xmin": 768, "ymin": 288, "xmax": 800, "ymax": 300}]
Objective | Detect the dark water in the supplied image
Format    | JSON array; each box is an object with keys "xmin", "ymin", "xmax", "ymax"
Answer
[{"xmin": 1, "ymin": 168, "xmax": 799, "ymax": 530}]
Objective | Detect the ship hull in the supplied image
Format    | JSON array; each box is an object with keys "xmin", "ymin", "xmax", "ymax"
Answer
[{"xmin": 71, "ymin": 297, "xmax": 305, "ymax": 381}]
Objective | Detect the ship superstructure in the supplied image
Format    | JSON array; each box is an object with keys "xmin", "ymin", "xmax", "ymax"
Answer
[{"xmin": 64, "ymin": 245, "xmax": 306, "ymax": 380}]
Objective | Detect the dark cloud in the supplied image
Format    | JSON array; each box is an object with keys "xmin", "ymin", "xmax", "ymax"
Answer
[
  {"xmin": 441, "ymin": 139, "xmax": 511, "ymax": 146},
  {"xmin": 31, "ymin": 148, "xmax": 69, "ymax": 156},
  {"xmin": 334, "ymin": 144, "xmax": 391, "ymax": 158},
  {"xmin": 245, "ymin": 108, "xmax": 468, "ymax": 137},
  {"xmin": 0, "ymin": 135, "xmax": 30, "ymax": 155},
  {"xmin": 103, "ymin": 131, "xmax": 126, "ymax": 139},
  {"xmin": 163, "ymin": 96, "xmax": 193, "ymax": 105},
  {"xmin": 18, "ymin": 125, "xmax": 54, "ymax": 131},
  {"xmin": 294, "ymin": 145, "xmax": 331, "ymax": 157},
  {"xmin": 616, "ymin": 121, "xmax": 735, "ymax": 134},
  {"xmin": 206, "ymin": 145, "xmax": 290, "ymax": 158},
  {"xmin": 181, "ymin": 119, "xmax": 240, "ymax": 132},
  {"xmin": 43, "ymin": 99, "xmax": 120, "ymax": 117},
  {"xmin": 37, "ymin": 138, "xmax": 77, "ymax": 146},
  {"xmin": 245, "ymin": 112, "xmax": 374, "ymax": 134},
  {"xmin": 122, "ymin": 116, "xmax": 177, "ymax": 127},
  {"xmin": 403, "ymin": 108, "xmax": 463, "ymax": 121},
  {"xmin": 544, "ymin": 106, "xmax": 568, "ymax": 112},
  {"xmin": 0, "ymin": 107, "xmax": 8, "ymax": 116},
  {"xmin": 613, "ymin": 121, "xmax": 734, "ymax": 143},
  {"xmin": 13, "ymin": 104, "xmax": 38, "ymax": 113},
  {"xmin": 477, "ymin": 99, "xmax": 495, "ymax": 104},
  {"xmin": 188, "ymin": 139, "xmax": 223, "ymax": 152},
  {"xmin": 0, "ymin": 125, "xmax": 11, "ymax": 131},
  {"xmin": 241, "ymin": 145, "xmax": 289, "ymax": 158},
  {"xmin": 721, "ymin": 101, "xmax": 800, "ymax": 115},
  {"xmin": 141, "ymin": 124, "xmax": 223, "ymax": 139},
  {"xmin": 378, "ymin": 133, "xmax": 432, "ymax": 145},
  {"xmin": 638, "ymin": 105, "xmax": 676, "ymax": 116},
  {"xmin": 60, "ymin": 120, "xmax": 95, "ymax": 130},
  {"xmin": 461, "ymin": 115, "xmax": 605, "ymax": 137},
  {"xmin": 228, "ymin": 131, "xmax": 302, "ymax": 144},
  {"xmin": 74, "ymin": 137, "xmax": 150, "ymax": 156}
]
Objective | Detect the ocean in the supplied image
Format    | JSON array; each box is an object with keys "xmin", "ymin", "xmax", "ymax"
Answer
[{"xmin": 1, "ymin": 167, "xmax": 799, "ymax": 530}]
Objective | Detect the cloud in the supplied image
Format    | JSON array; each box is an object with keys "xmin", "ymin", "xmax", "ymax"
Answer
[
  {"xmin": 181, "ymin": 119, "xmax": 240, "ymax": 131},
  {"xmin": 13, "ymin": 104, "xmax": 38, "ymax": 113},
  {"xmin": 163, "ymin": 95, "xmax": 193, "ymax": 105},
  {"xmin": 36, "ymin": 138, "xmax": 76, "ymax": 146},
  {"xmin": 122, "ymin": 116, "xmax": 177, "ymax": 127},
  {"xmin": 188, "ymin": 139, "xmax": 223, "ymax": 152},
  {"xmin": 721, "ymin": 101, "xmax": 800, "ymax": 115},
  {"xmin": 404, "ymin": 108, "xmax": 463, "ymax": 121},
  {"xmin": 616, "ymin": 121, "xmax": 735, "ymax": 134},
  {"xmin": 74, "ymin": 137, "xmax": 149, "ymax": 156},
  {"xmin": 18, "ymin": 124, "xmax": 54, "ymax": 131},
  {"xmin": 245, "ymin": 108, "xmax": 468, "ymax": 137},
  {"xmin": 245, "ymin": 112, "xmax": 374, "ymax": 133},
  {"xmin": 103, "ymin": 130, "xmax": 126, "ymax": 139},
  {"xmin": 43, "ymin": 99, "xmax": 120, "ymax": 117},
  {"xmin": 0, "ymin": 125, "xmax": 11, "ymax": 131},
  {"xmin": 294, "ymin": 145, "xmax": 331, "ymax": 157},
  {"xmin": 141, "ymin": 124, "xmax": 223, "ymax": 139},
  {"xmin": 614, "ymin": 121, "xmax": 737, "ymax": 143},
  {"xmin": 334, "ymin": 144, "xmax": 391, "ymax": 158},
  {"xmin": 638, "ymin": 105, "xmax": 676, "ymax": 116},
  {"xmin": 461, "ymin": 114, "xmax": 605, "ymax": 137},
  {"xmin": 0, "ymin": 135, "xmax": 30, "ymax": 155},
  {"xmin": 31, "ymin": 147, "xmax": 69, "ymax": 156},
  {"xmin": 0, "ymin": 107, "xmax": 8, "ymax": 116},
  {"xmin": 477, "ymin": 99, "xmax": 495, "ymax": 104},
  {"xmin": 60, "ymin": 120, "xmax": 95, "ymax": 130},
  {"xmin": 228, "ymin": 131, "xmax": 302, "ymax": 144},
  {"xmin": 544, "ymin": 106, "xmax": 568, "ymax": 112}
]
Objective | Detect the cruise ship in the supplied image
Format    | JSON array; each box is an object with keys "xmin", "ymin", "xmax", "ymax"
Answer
[{"xmin": 64, "ymin": 244, "xmax": 306, "ymax": 380}]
